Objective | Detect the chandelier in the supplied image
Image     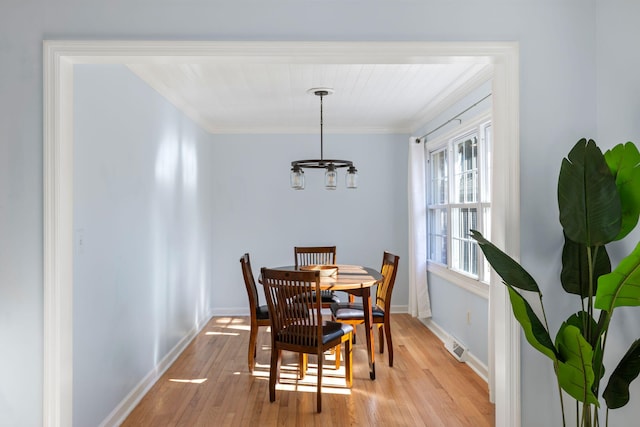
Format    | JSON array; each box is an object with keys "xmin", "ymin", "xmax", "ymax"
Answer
[{"xmin": 290, "ymin": 88, "xmax": 358, "ymax": 190}]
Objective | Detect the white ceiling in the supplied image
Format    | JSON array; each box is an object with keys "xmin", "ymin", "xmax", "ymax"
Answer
[{"xmin": 127, "ymin": 62, "xmax": 493, "ymax": 134}]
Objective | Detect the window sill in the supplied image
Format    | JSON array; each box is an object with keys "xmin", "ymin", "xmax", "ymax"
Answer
[{"xmin": 427, "ymin": 262, "xmax": 489, "ymax": 299}]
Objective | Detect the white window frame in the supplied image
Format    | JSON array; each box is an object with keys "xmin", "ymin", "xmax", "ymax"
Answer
[{"xmin": 426, "ymin": 111, "xmax": 492, "ymax": 298}]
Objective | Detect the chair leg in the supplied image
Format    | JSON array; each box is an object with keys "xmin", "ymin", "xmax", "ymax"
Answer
[
  {"xmin": 299, "ymin": 353, "xmax": 308, "ymax": 379},
  {"xmin": 248, "ymin": 324, "xmax": 258, "ymax": 373},
  {"xmin": 316, "ymin": 353, "xmax": 323, "ymax": 413},
  {"xmin": 334, "ymin": 344, "xmax": 341, "ymax": 369},
  {"xmin": 269, "ymin": 347, "xmax": 279, "ymax": 402},
  {"xmin": 345, "ymin": 334, "xmax": 353, "ymax": 388},
  {"xmin": 378, "ymin": 324, "xmax": 384, "ymax": 354},
  {"xmin": 384, "ymin": 320, "xmax": 393, "ymax": 367}
]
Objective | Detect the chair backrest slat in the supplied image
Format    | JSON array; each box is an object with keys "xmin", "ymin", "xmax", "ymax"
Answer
[
  {"xmin": 240, "ymin": 253, "xmax": 259, "ymax": 313},
  {"xmin": 376, "ymin": 252, "xmax": 400, "ymax": 312},
  {"xmin": 294, "ymin": 246, "xmax": 337, "ymax": 268},
  {"xmin": 261, "ymin": 268, "xmax": 323, "ymax": 348}
]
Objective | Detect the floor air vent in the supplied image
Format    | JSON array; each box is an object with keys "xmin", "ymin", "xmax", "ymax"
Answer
[{"xmin": 445, "ymin": 337, "xmax": 468, "ymax": 362}]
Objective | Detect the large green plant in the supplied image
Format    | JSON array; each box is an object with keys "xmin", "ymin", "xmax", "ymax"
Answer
[{"xmin": 471, "ymin": 139, "xmax": 640, "ymax": 427}]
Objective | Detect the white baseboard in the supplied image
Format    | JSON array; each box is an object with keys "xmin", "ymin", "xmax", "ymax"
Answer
[
  {"xmin": 420, "ymin": 318, "xmax": 489, "ymax": 383},
  {"xmin": 390, "ymin": 305, "xmax": 408, "ymax": 314},
  {"xmin": 211, "ymin": 307, "xmax": 250, "ymax": 316},
  {"xmin": 98, "ymin": 311, "xmax": 214, "ymax": 427}
]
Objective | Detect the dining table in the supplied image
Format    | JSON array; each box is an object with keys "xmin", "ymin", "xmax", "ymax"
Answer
[{"xmin": 260, "ymin": 264, "xmax": 383, "ymax": 380}]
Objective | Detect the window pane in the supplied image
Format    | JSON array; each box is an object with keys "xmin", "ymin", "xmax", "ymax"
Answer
[
  {"xmin": 430, "ymin": 149, "xmax": 448, "ymax": 204},
  {"xmin": 428, "ymin": 208, "xmax": 447, "ymax": 264},
  {"xmin": 482, "ymin": 125, "xmax": 492, "ymax": 203},
  {"xmin": 425, "ymin": 121, "xmax": 490, "ymax": 282},
  {"xmin": 451, "ymin": 207, "xmax": 478, "ymax": 276},
  {"xmin": 482, "ymin": 206, "xmax": 491, "ymax": 281},
  {"xmin": 454, "ymin": 135, "xmax": 478, "ymax": 203}
]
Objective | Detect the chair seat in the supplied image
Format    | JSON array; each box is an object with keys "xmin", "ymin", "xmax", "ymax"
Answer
[
  {"xmin": 277, "ymin": 321, "xmax": 353, "ymax": 345},
  {"xmin": 313, "ymin": 290, "xmax": 341, "ymax": 304},
  {"xmin": 292, "ymin": 290, "xmax": 340, "ymax": 305},
  {"xmin": 330, "ymin": 302, "xmax": 385, "ymax": 320},
  {"xmin": 256, "ymin": 304, "xmax": 269, "ymax": 320}
]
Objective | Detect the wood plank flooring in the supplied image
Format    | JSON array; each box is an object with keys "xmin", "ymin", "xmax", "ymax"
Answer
[{"xmin": 122, "ymin": 314, "xmax": 494, "ymax": 426}]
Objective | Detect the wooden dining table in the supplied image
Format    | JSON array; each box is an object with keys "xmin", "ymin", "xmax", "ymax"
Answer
[{"xmin": 260, "ymin": 264, "xmax": 383, "ymax": 380}]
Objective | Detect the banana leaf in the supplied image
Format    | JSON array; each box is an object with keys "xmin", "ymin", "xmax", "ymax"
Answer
[
  {"xmin": 595, "ymin": 242, "xmax": 640, "ymax": 312},
  {"xmin": 470, "ymin": 230, "xmax": 539, "ymax": 292},
  {"xmin": 604, "ymin": 142, "xmax": 640, "ymax": 241},
  {"xmin": 564, "ymin": 311, "xmax": 597, "ymax": 336},
  {"xmin": 603, "ymin": 339, "xmax": 640, "ymax": 409},
  {"xmin": 558, "ymin": 139, "xmax": 621, "ymax": 247},
  {"xmin": 564, "ymin": 311, "xmax": 605, "ymax": 382},
  {"xmin": 561, "ymin": 234, "xmax": 611, "ymax": 298},
  {"xmin": 555, "ymin": 323, "xmax": 599, "ymax": 405},
  {"xmin": 506, "ymin": 284, "xmax": 558, "ymax": 361}
]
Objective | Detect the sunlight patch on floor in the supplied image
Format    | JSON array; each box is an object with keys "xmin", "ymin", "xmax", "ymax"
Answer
[
  {"xmin": 276, "ymin": 383, "xmax": 352, "ymax": 395},
  {"xmin": 249, "ymin": 362, "xmax": 351, "ymax": 395},
  {"xmin": 225, "ymin": 324, "xmax": 251, "ymax": 332},
  {"xmin": 169, "ymin": 378, "xmax": 208, "ymax": 384},
  {"xmin": 204, "ymin": 331, "xmax": 239, "ymax": 336}
]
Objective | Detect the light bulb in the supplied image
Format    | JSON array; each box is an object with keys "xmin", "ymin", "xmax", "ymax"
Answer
[{"xmin": 325, "ymin": 164, "xmax": 337, "ymax": 190}]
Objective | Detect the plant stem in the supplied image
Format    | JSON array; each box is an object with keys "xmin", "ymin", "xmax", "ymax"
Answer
[
  {"xmin": 540, "ymin": 293, "xmax": 566, "ymax": 426},
  {"xmin": 552, "ymin": 360, "xmax": 567, "ymax": 427},
  {"xmin": 590, "ymin": 246, "xmax": 611, "ymax": 400},
  {"xmin": 581, "ymin": 402, "xmax": 594, "ymax": 427},
  {"xmin": 595, "ymin": 326, "xmax": 610, "ymax": 397},
  {"xmin": 586, "ymin": 247, "xmax": 601, "ymax": 427},
  {"xmin": 586, "ymin": 246, "xmax": 595, "ymax": 341}
]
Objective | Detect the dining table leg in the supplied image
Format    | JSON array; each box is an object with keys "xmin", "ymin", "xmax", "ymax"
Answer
[{"xmin": 361, "ymin": 287, "xmax": 376, "ymax": 380}]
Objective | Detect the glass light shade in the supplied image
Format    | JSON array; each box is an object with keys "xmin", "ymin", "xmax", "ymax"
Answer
[
  {"xmin": 290, "ymin": 167, "xmax": 305, "ymax": 190},
  {"xmin": 346, "ymin": 166, "xmax": 358, "ymax": 189},
  {"xmin": 325, "ymin": 164, "xmax": 337, "ymax": 190}
]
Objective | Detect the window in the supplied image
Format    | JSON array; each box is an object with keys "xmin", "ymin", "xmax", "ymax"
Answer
[{"xmin": 427, "ymin": 117, "xmax": 491, "ymax": 283}]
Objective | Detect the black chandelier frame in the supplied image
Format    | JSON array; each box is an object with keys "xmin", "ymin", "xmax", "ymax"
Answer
[{"xmin": 290, "ymin": 88, "xmax": 358, "ymax": 189}]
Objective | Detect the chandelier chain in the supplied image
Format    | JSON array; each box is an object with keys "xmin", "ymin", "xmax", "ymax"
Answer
[{"xmin": 320, "ymin": 93, "xmax": 324, "ymax": 160}]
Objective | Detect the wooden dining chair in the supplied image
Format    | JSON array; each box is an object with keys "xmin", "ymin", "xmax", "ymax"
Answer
[
  {"xmin": 330, "ymin": 251, "xmax": 400, "ymax": 367},
  {"xmin": 294, "ymin": 246, "xmax": 340, "ymax": 308},
  {"xmin": 240, "ymin": 253, "xmax": 271, "ymax": 373},
  {"xmin": 261, "ymin": 267, "xmax": 353, "ymax": 413}
]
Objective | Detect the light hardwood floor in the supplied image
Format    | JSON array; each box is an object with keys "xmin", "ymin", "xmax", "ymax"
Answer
[{"xmin": 122, "ymin": 314, "xmax": 494, "ymax": 426}]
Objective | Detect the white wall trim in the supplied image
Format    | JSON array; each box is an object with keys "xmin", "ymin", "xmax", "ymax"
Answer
[
  {"xmin": 427, "ymin": 263, "xmax": 490, "ymax": 299},
  {"xmin": 210, "ymin": 308, "xmax": 251, "ymax": 317},
  {"xmin": 466, "ymin": 351, "xmax": 490, "ymax": 384},
  {"xmin": 43, "ymin": 40, "xmax": 520, "ymax": 427},
  {"xmin": 421, "ymin": 318, "xmax": 489, "ymax": 383},
  {"xmin": 98, "ymin": 313, "xmax": 214, "ymax": 427},
  {"xmin": 489, "ymin": 44, "xmax": 521, "ymax": 424},
  {"xmin": 43, "ymin": 43, "xmax": 75, "ymax": 427},
  {"xmin": 390, "ymin": 305, "xmax": 409, "ymax": 314}
]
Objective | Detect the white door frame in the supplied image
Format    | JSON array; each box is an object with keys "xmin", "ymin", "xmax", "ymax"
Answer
[{"xmin": 43, "ymin": 40, "xmax": 520, "ymax": 427}]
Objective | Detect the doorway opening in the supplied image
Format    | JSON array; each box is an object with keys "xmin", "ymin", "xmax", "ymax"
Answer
[{"xmin": 43, "ymin": 40, "xmax": 520, "ymax": 427}]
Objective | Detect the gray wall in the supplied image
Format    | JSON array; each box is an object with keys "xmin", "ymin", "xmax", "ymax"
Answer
[
  {"xmin": 209, "ymin": 133, "xmax": 409, "ymax": 313},
  {"xmin": 428, "ymin": 273, "xmax": 489, "ymax": 365},
  {"xmin": 5, "ymin": 1, "xmax": 640, "ymax": 426},
  {"xmin": 74, "ymin": 64, "xmax": 217, "ymax": 427},
  {"xmin": 593, "ymin": 0, "xmax": 640, "ymax": 423}
]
